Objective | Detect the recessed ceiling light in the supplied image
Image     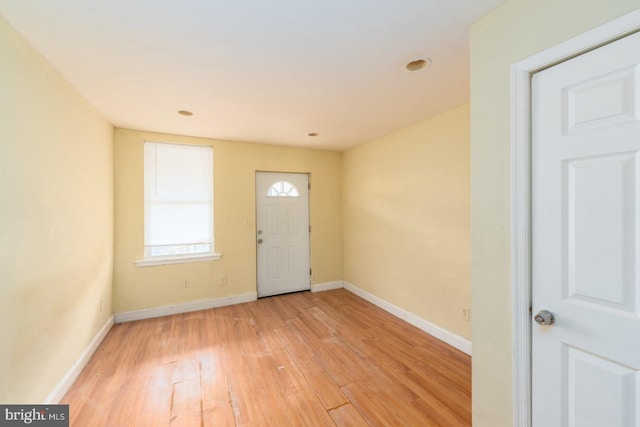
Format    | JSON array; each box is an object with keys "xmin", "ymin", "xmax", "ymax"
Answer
[
  {"xmin": 405, "ymin": 58, "xmax": 431, "ymax": 72},
  {"xmin": 308, "ymin": 132, "xmax": 318, "ymax": 137},
  {"xmin": 178, "ymin": 110, "xmax": 193, "ymax": 116}
]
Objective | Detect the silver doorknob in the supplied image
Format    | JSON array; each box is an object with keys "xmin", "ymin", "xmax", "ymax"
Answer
[
  {"xmin": 534, "ymin": 310, "xmax": 555, "ymax": 326},
  {"xmin": 257, "ymin": 238, "xmax": 263, "ymax": 244}
]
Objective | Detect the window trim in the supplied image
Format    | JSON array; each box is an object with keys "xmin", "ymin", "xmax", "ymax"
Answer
[
  {"xmin": 136, "ymin": 140, "xmax": 220, "ymax": 268},
  {"xmin": 135, "ymin": 253, "xmax": 221, "ymax": 268}
]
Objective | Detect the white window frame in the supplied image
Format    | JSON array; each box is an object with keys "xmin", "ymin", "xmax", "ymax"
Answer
[{"xmin": 135, "ymin": 141, "xmax": 221, "ymax": 267}]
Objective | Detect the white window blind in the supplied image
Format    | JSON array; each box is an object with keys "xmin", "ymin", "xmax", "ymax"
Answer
[{"xmin": 143, "ymin": 141, "xmax": 213, "ymax": 259}]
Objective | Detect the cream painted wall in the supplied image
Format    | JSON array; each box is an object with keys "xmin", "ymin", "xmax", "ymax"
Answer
[
  {"xmin": 342, "ymin": 104, "xmax": 471, "ymax": 339},
  {"xmin": 114, "ymin": 129, "xmax": 342, "ymax": 312},
  {"xmin": 470, "ymin": 1, "xmax": 640, "ymax": 426},
  {"xmin": 0, "ymin": 16, "xmax": 114, "ymax": 403}
]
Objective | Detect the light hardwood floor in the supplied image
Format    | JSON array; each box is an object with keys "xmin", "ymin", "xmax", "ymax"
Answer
[{"xmin": 63, "ymin": 289, "xmax": 471, "ymax": 426}]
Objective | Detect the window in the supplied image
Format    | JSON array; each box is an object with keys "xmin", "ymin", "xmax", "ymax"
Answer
[
  {"xmin": 136, "ymin": 141, "xmax": 218, "ymax": 267},
  {"xmin": 267, "ymin": 181, "xmax": 300, "ymax": 197}
]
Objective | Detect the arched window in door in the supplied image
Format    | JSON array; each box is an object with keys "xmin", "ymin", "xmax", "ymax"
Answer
[{"xmin": 267, "ymin": 181, "xmax": 300, "ymax": 197}]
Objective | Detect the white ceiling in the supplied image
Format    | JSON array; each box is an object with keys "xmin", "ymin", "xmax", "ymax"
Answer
[{"xmin": 0, "ymin": 0, "xmax": 506, "ymax": 151}]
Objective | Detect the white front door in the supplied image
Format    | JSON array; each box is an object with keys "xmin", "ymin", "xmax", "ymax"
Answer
[
  {"xmin": 532, "ymin": 32, "xmax": 640, "ymax": 426},
  {"xmin": 256, "ymin": 172, "xmax": 310, "ymax": 297}
]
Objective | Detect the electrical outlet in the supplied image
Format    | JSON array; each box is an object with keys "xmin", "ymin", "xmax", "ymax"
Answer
[
  {"xmin": 183, "ymin": 279, "xmax": 190, "ymax": 288},
  {"xmin": 461, "ymin": 308, "xmax": 471, "ymax": 321},
  {"xmin": 220, "ymin": 275, "xmax": 227, "ymax": 286}
]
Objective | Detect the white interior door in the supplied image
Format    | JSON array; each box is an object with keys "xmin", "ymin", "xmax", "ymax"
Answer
[
  {"xmin": 532, "ymin": 32, "xmax": 640, "ymax": 426},
  {"xmin": 256, "ymin": 172, "xmax": 310, "ymax": 297}
]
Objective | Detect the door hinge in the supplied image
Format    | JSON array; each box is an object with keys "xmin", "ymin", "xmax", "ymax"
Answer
[
  {"xmin": 309, "ymin": 268, "xmax": 312, "ymax": 275},
  {"xmin": 309, "ymin": 225, "xmax": 312, "ymax": 232},
  {"xmin": 308, "ymin": 182, "xmax": 311, "ymax": 190}
]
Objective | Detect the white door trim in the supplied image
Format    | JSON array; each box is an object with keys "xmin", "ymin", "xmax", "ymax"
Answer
[{"xmin": 510, "ymin": 9, "xmax": 640, "ymax": 427}]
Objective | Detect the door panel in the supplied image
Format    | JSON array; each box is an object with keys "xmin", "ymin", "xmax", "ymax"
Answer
[
  {"xmin": 256, "ymin": 172, "xmax": 310, "ymax": 297},
  {"xmin": 564, "ymin": 152, "xmax": 637, "ymax": 308},
  {"xmin": 564, "ymin": 346, "xmax": 639, "ymax": 427},
  {"xmin": 532, "ymin": 31, "xmax": 640, "ymax": 426},
  {"xmin": 564, "ymin": 65, "xmax": 639, "ymax": 134}
]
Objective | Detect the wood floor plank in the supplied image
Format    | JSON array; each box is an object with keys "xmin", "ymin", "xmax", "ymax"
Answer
[
  {"xmin": 296, "ymin": 305, "xmax": 336, "ymax": 339},
  {"xmin": 308, "ymin": 298, "xmax": 373, "ymax": 336},
  {"xmin": 411, "ymin": 395, "xmax": 472, "ymax": 427},
  {"xmin": 329, "ymin": 404, "xmax": 369, "ymax": 427},
  {"xmin": 269, "ymin": 293, "xmax": 303, "ymax": 321},
  {"xmin": 62, "ymin": 289, "xmax": 471, "ymax": 426},
  {"xmin": 280, "ymin": 317, "xmax": 367, "ymax": 388},
  {"xmin": 200, "ymin": 354, "xmax": 230, "ymax": 402},
  {"xmin": 64, "ymin": 330, "xmax": 119, "ymax": 424},
  {"xmin": 366, "ymin": 321, "xmax": 471, "ymax": 393},
  {"xmin": 202, "ymin": 404, "xmax": 236, "ymax": 427},
  {"xmin": 343, "ymin": 379, "xmax": 439, "ymax": 427},
  {"xmin": 170, "ymin": 378, "xmax": 202, "ymax": 426},
  {"xmin": 340, "ymin": 381, "xmax": 402, "ymax": 426},
  {"xmin": 265, "ymin": 349, "xmax": 334, "ymax": 426},
  {"xmin": 243, "ymin": 301, "xmax": 285, "ymax": 353},
  {"xmin": 136, "ymin": 363, "xmax": 175, "ymax": 427},
  {"xmin": 274, "ymin": 326, "xmax": 349, "ymax": 409}
]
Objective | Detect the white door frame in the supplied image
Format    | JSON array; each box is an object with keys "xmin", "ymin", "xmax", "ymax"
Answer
[{"xmin": 510, "ymin": 9, "xmax": 640, "ymax": 427}]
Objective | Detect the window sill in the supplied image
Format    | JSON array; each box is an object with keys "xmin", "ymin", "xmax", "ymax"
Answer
[{"xmin": 135, "ymin": 253, "xmax": 221, "ymax": 267}]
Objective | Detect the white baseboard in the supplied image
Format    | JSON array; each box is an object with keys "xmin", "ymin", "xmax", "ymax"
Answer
[
  {"xmin": 343, "ymin": 281, "xmax": 472, "ymax": 355},
  {"xmin": 44, "ymin": 314, "xmax": 114, "ymax": 404},
  {"xmin": 115, "ymin": 292, "xmax": 258, "ymax": 323},
  {"xmin": 311, "ymin": 281, "xmax": 344, "ymax": 292}
]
